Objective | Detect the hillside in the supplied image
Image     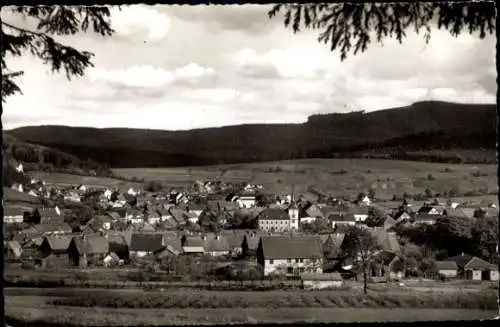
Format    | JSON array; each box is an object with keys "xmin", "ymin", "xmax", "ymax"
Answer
[
  {"xmin": 6, "ymin": 101, "xmax": 496, "ymax": 167},
  {"xmin": 2, "ymin": 133, "xmax": 113, "ymax": 180}
]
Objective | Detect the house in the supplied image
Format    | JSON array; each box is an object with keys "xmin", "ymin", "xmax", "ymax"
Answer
[
  {"xmin": 442, "ymin": 253, "xmax": 499, "ymax": 281},
  {"xmin": 105, "ymin": 233, "xmax": 129, "ymax": 260},
  {"xmin": 321, "ymin": 233, "xmax": 345, "ymax": 260},
  {"xmin": 160, "ymin": 233, "xmax": 183, "ymax": 257},
  {"xmin": 3, "ymin": 207, "xmax": 25, "ymax": 224},
  {"xmin": 169, "ymin": 208, "xmax": 188, "ymax": 225},
  {"xmin": 39, "ymin": 235, "xmax": 72, "ymax": 265},
  {"xmin": 414, "ymin": 214, "xmax": 440, "ymax": 225},
  {"xmin": 203, "ymin": 234, "xmax": 231, "ymax": 256},
  {"xmin": 12, "ymin": 183, "xmax": 23, "ymax": 193},
  {"xmin": 350, "ymin": 206, "xmax": 370, "ymax": 222},
  {"xmin": 394, "ymin": 210, "xmax": 413, "ymax": 222},
  {"xmin": 129, "ymin": 233, "xmax": 164, "ymax": 257},
  {"xmin": 77, "ymin": 184, "xmax": 87, "ymax": 192},
  {"xmin": 182, "ymin": 236, "xmax": 205, "ymax": 255},
  {"xmin": 383, "ymin": 216, "xmax": 397, "ymax": 230},
  {"xmin": 418, "ymin": 206, "xmax": 443, "ymax": 216},
  {"xmin": 185, "ymin": 211, "xmax": 199, "ymax": 224},
  {"xmin": 147, "ymin": 211, "xmax": 161, "ymax": 225},
  {"xmin": 237, "ymin": 193, "xmax": 257, "ymax": 209},
  {"xmin": 300, "ymin": 216, "xmax": 317, "ymax": 224},
  {"xmin": 258, "ymin": 205, "xmax": 299, "ymax": 232},
  {"xmin": 103, "ymin": 252, "xmax": 121, "ymax": 267},
  {"xmin": 5, "ymin": 240, "xmax": 23, "ymax": 259},
  {"xmin": 369, "ymin": 228, "xmax": 401, "ymax": 254},
  {"xmin": 224, "ymin": 232, "xmax": 246, "ymax": 257},
  {"xmin": 68, "ymin": 235, "xmax": 110, "ymax": 268},
  {"xmin": 301, "ymin": 273, "xmax": 344, "ymax": 289},
  {"xmin": 34, "ymin": 223, "xmax": 72, "ymax": 236},
  {"xmin": 360, "ymin": 195, "xmax": 372, "ymax": 206},
  {"xmin": 302, "ymin": 203, "xmax": 325, "ymax": 219},
  {"xmin": 257, "ymin": 235, "xmax": 324, "ymax": 276},
  {"xmin": 38, "ymin": 207, "xmax": 63, "ymax": 225},
  {"xmin": 64, "ymin": 190, "xmax": 81, "ymax": 203},
  {"xmin": 85, "ymin": 215, "xmax": 114, "ymax": 233},
  {"xmin": 436, "ymin": 261, "xmax": 458, "ymax": 278},
  {"xmin": 329, "ymin": 213, "xmax": 356, "ymax": 229}
]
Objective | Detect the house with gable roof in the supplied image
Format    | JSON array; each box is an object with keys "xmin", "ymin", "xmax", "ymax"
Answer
[
  {"xmin": 68, "ymin": 235, "xmax": 110, "ymax": 268},
  {"xmin": 441, "ymin": 253, "xmax": 499, "ymax": 281},
  {"xmin": 129, "ymin": 233, "xmax": 164, "ymax": 257},
  {"xmin": 257, "ymin": 235, "xmax": 323, "ymax": 276}
]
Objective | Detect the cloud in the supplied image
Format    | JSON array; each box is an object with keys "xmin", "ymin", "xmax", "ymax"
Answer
[
  {"xmin": 180, "ymin": 88, "xmax": 256, "ymax": 104},
  {"xmin": 230, "ymin": 47, "xmax": 333, "ymax": 80},
  {"xmin": 110, "ymin": 5, "xmax": 171, "ymax": 42},
  {"xmin": 166, "ymin": 5, "xmax": 275, "ymax": 34}
]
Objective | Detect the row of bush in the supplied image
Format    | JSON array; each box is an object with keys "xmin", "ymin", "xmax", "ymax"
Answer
[{"xmin": 50, "ymin": 290, "xmax": 497, "ymax": 310}]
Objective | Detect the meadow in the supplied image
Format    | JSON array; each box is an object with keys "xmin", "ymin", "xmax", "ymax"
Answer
[
  {"xmin": 114, "ymin": 158, "xmax": 497, "ymax": 200},
  {"xmin": 5, "ymin": 286, "xmax": 498, "ymax": 326},
  {"xmin": 28, "ymin": 172, "xmax": 142, "ymax": 190}
]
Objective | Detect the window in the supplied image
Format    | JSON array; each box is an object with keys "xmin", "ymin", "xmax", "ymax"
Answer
[
  {"xmin": 287, "ymin": 258, "xmax": 291, "ymax": 263},
  {"xmin": 299, "ymin": 259, "xmax": 304, "ymax": 263},
  {"xmin": 295, "ymin": 259, "xmax": 299, "ymax": 263},
  {"xmin": 287, "ymin": 267, "xmax": 293, "ymax": 274},
  {"xmin": 269, "ymin": 259, "xmax": 274, "ymax": 264}
]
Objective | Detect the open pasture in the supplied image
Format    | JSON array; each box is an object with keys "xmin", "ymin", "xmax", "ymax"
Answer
[
  {"xmin": 114, "ymin": 159, "xmax": 497, "ymax": 200},
  {"xmin": 30, "ymin": 172, "xmax": 142, "ymax": 190}
]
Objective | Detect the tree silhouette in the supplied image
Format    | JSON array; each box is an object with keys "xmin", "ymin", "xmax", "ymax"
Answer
[
  {"xmin": 1, "ymin": 6, "xmax": 115, "ymax": 102},
  {"xmin": 268, "ymin": 2, "xmax": 495, "ymax": 61}
]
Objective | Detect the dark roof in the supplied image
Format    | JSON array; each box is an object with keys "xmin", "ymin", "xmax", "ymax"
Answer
[
  {"xmin": 444, "ymin": 209, "xmax": 468, "ymax": 218},
  {"xmin": 444, "ymin": 253, "xmax": 475, "ymax": 268},
  {"xmin": 3, "ymin": 207, "xmax": 25, "ymax": 216},
  {"xmin": 74, "ymin": 236, "xmax": 109, "ymax": 255},
  {"xmin": 38, "ymin": 208, "xmax": 59, "ymax": 218},
  {"xmin": 349, "ymin": 206, "xmax": 369, "ymax": 215},
  {"xmin": 130, "ymin": 233, "xmax": 163, "ymax": 252},
  {"xmin": 34, "ymin": 223, "xmax": 72, "ymax": 234},
  {"xmin": 329, "ymin": 213, "xmax": 355, "ymax": 222},
  {"xmin": 258, "ymin": 208, "xmax": 289, "ymax": 221},
  {"xmin": 183, "ymin": 236, "xmax": 205, "ymax": 248},
  {"xmin": 44, "ymin": 235, "xmax": 72, "ymax": 251},
  {"xmin": 370, "ymin": 228, "xmax": 401, "ymax": 253},
  {"xmin": 244, "ymin": 235, "xmax": 260, "ymax": 250},
  {"xmin": 187, "ymin": 203, "xmax": 208, "ymax": 211},
  {"xmin": 415, "ymin": 213, "xmax": 441, "ymax": 221},
  {"xmin": 204, "ymin": 236, "xmax": 231, "ymax": 252},
  {"xmin": 436, "ymin": 261, "xmax": 458, "ymax": 270},
  {"xmin": 260, "ymin": 235, "xmax": 323, "ymax": 259},
  {"xmin": 464, "ymin": 256, "xmax": 497, "ymax": 270}
]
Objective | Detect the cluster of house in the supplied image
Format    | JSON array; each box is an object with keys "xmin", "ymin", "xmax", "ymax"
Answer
[{"xmin": 3, "ymin": 175, "xmax": 499, "ymax": 283}]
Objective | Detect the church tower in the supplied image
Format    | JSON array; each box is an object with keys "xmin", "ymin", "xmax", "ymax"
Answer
[{"xmin": 288, "ymin": 185, "xmax": 299, "ymax": 230}]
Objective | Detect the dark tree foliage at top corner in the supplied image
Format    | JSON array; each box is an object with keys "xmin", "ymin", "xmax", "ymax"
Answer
[
  {"xmin": 1, "ymin": 6, "xmax": 116, "ymax": 102},
  {"xmin": 268, "ymin": 2, "xmax": 496, "ymax": 61}
]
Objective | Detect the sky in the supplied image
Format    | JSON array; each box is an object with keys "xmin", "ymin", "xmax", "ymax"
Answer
[{"xmin": 1, "ymin": 4, "xmax": 497, "ymax": 131}]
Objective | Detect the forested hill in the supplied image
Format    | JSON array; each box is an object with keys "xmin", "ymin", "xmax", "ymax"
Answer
[{"xmin": 5, "ymin": 101, "xmax": 497, "ymax": 167}]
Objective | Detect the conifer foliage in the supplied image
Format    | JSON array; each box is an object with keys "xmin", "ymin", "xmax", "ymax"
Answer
[{"xmin": 1, "ymin": 6, "xmax": 115, "ymax": 102}]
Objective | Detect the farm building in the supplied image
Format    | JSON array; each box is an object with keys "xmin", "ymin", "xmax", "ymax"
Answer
[
  {"xmin": 37, "ymin": 207, "xmax": 63, "ymax": 225},
  {"xmin": 329, "ymin": 213, "xmax": 356, "ymax": 229},
  {"xmin": 301, "ymin": 273, "xmax": 344, "ymax": 289},
  {"xmin": 182, "ymin": 236, "xmax": 205, "ymax": 255},
  {"xmin": 3, "ymin": 207, "xmax": 25, "ymax": 224},
  {"xmin": 436, "ymin": 261, "xmax": 458, "ymax": 278},
  {"xmin": 257, "ymin": 205, "xmax": 299, "ymax": 232},
  {"xmin": 68, "ymin": 235, "xmax": 110, "ymax": 268},
  {"xmin": 442, "ymin": 253, "xmax": 499, "ymax": 281},
  {"xmin": 129, "ymin": 233, "xmax": 164, "ymax": 257},
  {"xmin": 257, "ymin": 235, "xmax": 323, "ymax": 277}
]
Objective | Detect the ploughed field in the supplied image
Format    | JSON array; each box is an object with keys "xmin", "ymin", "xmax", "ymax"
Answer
[
  {"xmin": 5, "ymin": 285, "xmax": 498, "ymax": 325},
  {"xmin": 114, "ymin": 159, "xmax": 497, "ymax": 200}
]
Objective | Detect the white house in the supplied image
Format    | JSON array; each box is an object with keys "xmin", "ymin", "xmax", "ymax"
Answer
[
  {"xmin": 258, "ymin": 235, "xmax": 324, "ymax": 277},
  {"xmin": 3, "ymin": 207, "xmax": 24, "ymax": 224},
  {"xmin": 16, "ymin": 163, "xmax": 24, "ymax": 173},
  {"xmin": 104, "ymin": 189, "xmax": 112, "ymax": 199},
  {"xmin": 127, "ymin": 188, "xmax": 137, "ymax": 196},
  {"xmin": 360, "ymin": 195, "xmax": 371, "ymax": 206},
  {"xmin": 182, "ymin": 236, "xmax": 205, "ymax": 255},
  {"xmin": 77, "ymin": 185, "xmax": 87, "ymax": 192},
  {"xmin": 11, "ymin": 183, "xmax": 23, "ymax": 193},
  {"xmin": 28, "ymin": 190, "xmax": 38, "ymax": 197},
  {"xmin": 129, "ymin": 233, "xmax": 163, "ymax": 257},
  {"xmin": 330, "ymin": 214, "xmax": 356, "ymax": 229},
  {"xmin": 436, "ymin": 261, "xmax": 458, "ymax": 278},
  {"xmin": 300, "ymin": 216, "xmax": 317, "ymax": 224},
  {"xmin": 237, "ymin": 194, "xmax": 256, "ymax": 209}
]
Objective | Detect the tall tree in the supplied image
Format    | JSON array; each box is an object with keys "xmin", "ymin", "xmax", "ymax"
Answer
[
  {"xmin": 268, "ymin": 2, "xmax": 495, "ymax": 61},
  {"xmin": 1, "ymin": 6, "xmax": 114, "ymax": 102},
  {"xmin": 341, "ymin": 226, "xmax": 380, "ymax": 294}
]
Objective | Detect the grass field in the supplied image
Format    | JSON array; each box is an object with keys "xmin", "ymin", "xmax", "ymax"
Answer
[
  {"xmin": 29, "ymin": 172, "xmax": 142, "ymax": 190},
  {"xmin": 5, "ymin": 287, "xmax": 498, "ymax": 325},
  {"xmin": 114, "ymin": 159, "xmax": 497, "ymax": 200}
]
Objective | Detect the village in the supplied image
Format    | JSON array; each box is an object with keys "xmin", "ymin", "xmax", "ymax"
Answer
[{"xmin": 3, "ymin": 160, "xmax": 499, "ymax": 289}]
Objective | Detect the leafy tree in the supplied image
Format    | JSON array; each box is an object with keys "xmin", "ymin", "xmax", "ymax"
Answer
[
  {"xmin": 144, "ymin": 180, "xmax": 163, "ymax": 193},
  {"xmin": 472, "ymin": 216, "xmax": 499, "ymax": 264},
  {"xmin": 365, "ymin": 207, "xmax": 386, "ymax": 227},
  {"xmin": 356, "ymin": 192, "xmax": 366, "ymax": 203},
  {"xmin": 341, "ymin": 226, "xmax": 380, "ymax": 294},
  {"xmin": 2, "ymin": 6, "xmax": 114, "ymax": 102},
  {"xmin": 268, "ymin": 2, "xmax": 495, "ymax": 61},
  {"xmin": 300, "ymin": 218, "xmax": 330, "ymax": 233},
  {"xmin": 198, "ymin": 209, "xmax": 220, "ymax": 233}
]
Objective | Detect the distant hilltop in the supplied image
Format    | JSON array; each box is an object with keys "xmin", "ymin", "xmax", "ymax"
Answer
[{"xmin": 4, "ymin": 101, "xmax": 497, "ymax": 168}]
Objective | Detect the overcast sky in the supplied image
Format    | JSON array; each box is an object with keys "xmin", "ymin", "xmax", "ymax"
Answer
[{"xmin": 1, "ymin": 4, "xmax": 496, "ymax": 131}]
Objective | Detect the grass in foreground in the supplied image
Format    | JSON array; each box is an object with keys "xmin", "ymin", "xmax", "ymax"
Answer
[{"xmin": 49, "ymin": 289, "xmax": 497, "ymax": 310}]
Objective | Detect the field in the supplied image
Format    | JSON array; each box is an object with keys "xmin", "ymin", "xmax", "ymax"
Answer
[
  {"xmin": 114, "ymin": 159, "xmax": 497, "ymax": 200},
  {"xmin": 4, "ymin": 285, "xmax": 498, "ymax": 325},
  {"xmin": 29, "ymin": 172, "xmax": 142, "ymax": 190}
]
